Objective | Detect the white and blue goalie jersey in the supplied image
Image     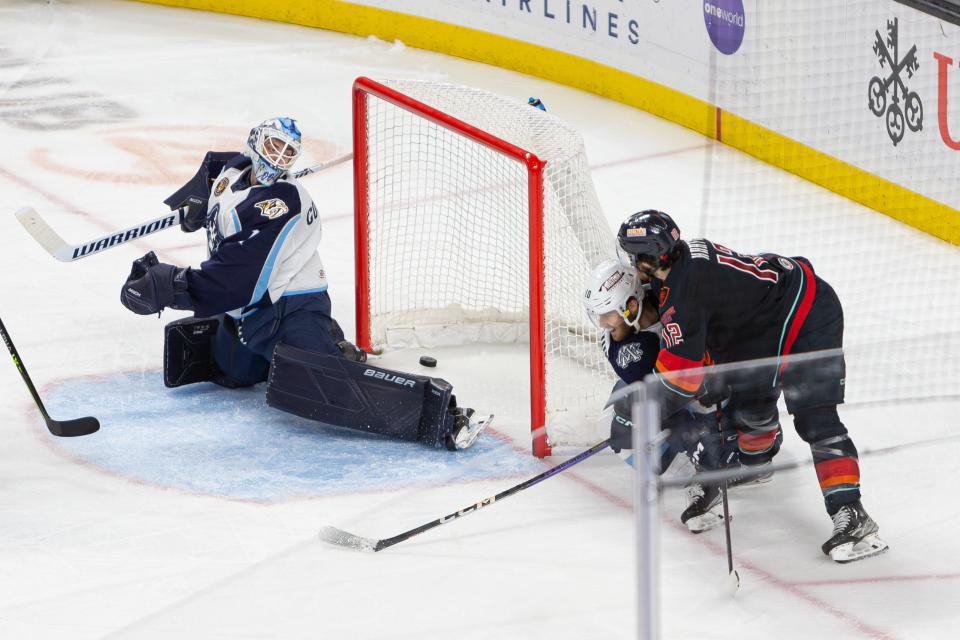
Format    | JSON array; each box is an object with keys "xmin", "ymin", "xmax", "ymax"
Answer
[{"xmin": 171, "ymin": 152, "xmax": 327, "ymax": 319}]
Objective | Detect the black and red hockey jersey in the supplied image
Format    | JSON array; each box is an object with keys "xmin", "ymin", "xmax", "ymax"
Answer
[{"xmin": 653, "ymin": 239, "xmax": 818, "ymax": 398}]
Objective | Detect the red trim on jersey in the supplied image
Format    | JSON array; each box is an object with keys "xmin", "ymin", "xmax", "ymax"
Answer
[
  {"xmin": 815, "ymin": 457, "xmax": 860, "ymax": 490},
  {"xmin": 717, "ymin": 254, "xmax": 778, "ymax": 282},
  {"xmin": 655, "ymin": 349, "xmax": 706, "ymax": 393},
  {"xmin": 780, "ymin": 260, "xmax": 817, "ymax": 361}
]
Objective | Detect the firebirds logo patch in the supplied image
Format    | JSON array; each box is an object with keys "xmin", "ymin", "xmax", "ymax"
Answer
[
  {"xmin": 213, "ymin": 177, "xmax": 229, "ymax": 197},
  {"xmin": 658, "ymin": 286, "xmax": 670, "ymax": 307},
  {"xmin": 255, "ymin": 198, "xmax": 289, "ymax": 220}
]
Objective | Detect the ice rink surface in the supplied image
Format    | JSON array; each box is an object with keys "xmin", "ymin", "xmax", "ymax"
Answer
[{"xmin": 1, "ymin": 1, "xmax": 959, "ymax": 638}]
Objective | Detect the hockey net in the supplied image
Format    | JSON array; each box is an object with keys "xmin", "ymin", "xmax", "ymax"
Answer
[{"xmin": 352, "ymin": 77, "xmax": 617, "ymax": 456}]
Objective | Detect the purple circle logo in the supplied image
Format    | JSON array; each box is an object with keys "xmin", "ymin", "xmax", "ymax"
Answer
[{"xmin": 704, "ymin": 0, "xmax": 745, "ymax": 55}]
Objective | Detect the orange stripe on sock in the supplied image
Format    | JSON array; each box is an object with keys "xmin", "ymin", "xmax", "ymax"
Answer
[
  {"xmin": 738, "ymin": 430, "xmax": 778, "ymax": 453},
  {"xmin": 820, "ymin": 475, "xmax": 861, "ymax": 490},
  {"xmin": 815, "ymin": 457, "xmax": 860, "ymax": 489}
]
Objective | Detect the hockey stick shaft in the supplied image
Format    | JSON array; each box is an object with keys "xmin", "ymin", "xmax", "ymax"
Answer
[
  {"xmin": 0, "ymin": 315, "xmax": 52, "ymax": 421},
  {"xmin": 15, "ymin": 152, "xmax": 353, "ymax": 262},
  {"xmin": 0, "ymin": 315, "xmax": 99, "ymax": 437},
  {"xmin": 291, "ymin": 151, "xmax": 353, "ymax": 178},
  {"xmin": 716, "ymin": 404, "xmax": 738, "ymax": 588},
  {"xmin": 321, "ymin": 438, "xmax": 610, "ymax": 552}
]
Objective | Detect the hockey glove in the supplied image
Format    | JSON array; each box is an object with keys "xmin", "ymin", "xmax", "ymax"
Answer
[
  {"xmin": 176, "ymin": 195, "xmax": 210, "ymax": 233},
  {"xmin": 121, "ymin": 251, "xmax": 194, "ymax": 315},
  {"xmin": 336, "ymin": 340, "xmax": 368, "ymax": 363},
  {"xmin": 609, "ymin": 394, "xmax": 634, "ymax": 453},
  {"xmin": 527, "ymin": 97, "xmax": 547, "ymax": 111},
  {"xmin": 696, "ymin": 375, "xmax": 729, "ymax": 408}
]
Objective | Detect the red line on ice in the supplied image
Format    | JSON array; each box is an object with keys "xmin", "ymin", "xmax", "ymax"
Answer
[{"xmin": 561, "ymin": 468, "xmax": 898, "ymax": 640}]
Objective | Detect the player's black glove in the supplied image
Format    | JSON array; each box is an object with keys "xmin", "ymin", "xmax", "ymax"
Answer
[
  {"xmin": 696, "ymin": 375, "xmax": 729, "ymax": 408},
  {"xmin": 120, "ymin": 251, "xmax": 194, "ymax": 315},
  {"xmin": 336, "ymin": 340, "xmax": 368, "ymax": 363},
  {"xmin": 176, "ymin": 195, "xmax": 209, "ymax": 233},
  {"xmin": 609, "ymin": 394, "xmax": 634, "ymax": 453}
]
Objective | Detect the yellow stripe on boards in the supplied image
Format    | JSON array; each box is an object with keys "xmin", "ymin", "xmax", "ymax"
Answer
[{"xmin": 132, "ymin": 0, "xmax": 959, "ymax": 246}]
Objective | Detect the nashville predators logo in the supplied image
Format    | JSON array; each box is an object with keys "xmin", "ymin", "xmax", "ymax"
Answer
[
  {"xmin": 254, "ymin": 198, "xmax": 289, "ymax": 220},
  {"xmin": 213, "ymin": 177, "xmax": 229, "ymax": 197}
]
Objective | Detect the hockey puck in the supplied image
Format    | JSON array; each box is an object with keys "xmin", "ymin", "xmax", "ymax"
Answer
[{"xmin": 419, "ymin": 355, "xmax": 438, "ymax": 368}]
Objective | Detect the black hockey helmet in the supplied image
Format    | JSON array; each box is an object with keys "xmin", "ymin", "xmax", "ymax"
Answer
[{"xmin": 617, "ymin": 210, "xmax": 683, "ymax": 274}]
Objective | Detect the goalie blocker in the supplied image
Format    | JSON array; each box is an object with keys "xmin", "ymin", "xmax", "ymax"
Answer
[{"xmin": 163, "ymin": 318, "xmax": 489, "ymax": 450}]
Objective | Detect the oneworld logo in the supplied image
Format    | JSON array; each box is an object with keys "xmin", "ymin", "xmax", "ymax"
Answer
[{"xmin": 703, "ymin": 0, "xmax": 745, "ymax": 55}]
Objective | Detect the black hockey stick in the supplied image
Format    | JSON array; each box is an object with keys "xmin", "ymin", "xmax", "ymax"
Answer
[
  {"xmin": 320, "ymin": 438, "xmax": 611, "ymax": 552},
  {"xmin": 0, "ymin": 316, "xmax": 100, "ymax": 437},
  {"xmin": 15, "ymin": 152, "xmax": 354, "ymax": 262},
  {"xmin": 716, "ymin": 403, "xmax": 739, "ymax": 592}
]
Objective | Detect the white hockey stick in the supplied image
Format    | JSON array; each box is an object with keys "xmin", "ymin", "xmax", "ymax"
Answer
[{"xmin": 15, "ymin": 152, "xmax": 354, "ymax": 262}]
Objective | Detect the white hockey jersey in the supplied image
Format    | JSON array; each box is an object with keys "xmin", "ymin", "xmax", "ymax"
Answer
[{"xmin": 187, "ymin": 154, "xmax": 328, "ymax": 319}]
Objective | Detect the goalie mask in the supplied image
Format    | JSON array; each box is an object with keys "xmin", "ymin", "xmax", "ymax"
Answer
[
  {"xmin": 583, "ymin": 258, "xmax": 645, "ymax": 332},
  {"xmin": 244, "ymin": 117, "xmax": 302, "ymax": 186}
]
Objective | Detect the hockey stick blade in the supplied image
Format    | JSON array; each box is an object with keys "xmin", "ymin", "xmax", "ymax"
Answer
[
  {"xmin": 319, "ymin": 439, "xmax": 610, "ymax": 553},
  {"xmin": 46, "ymin": 415, "xmax": 100, "ymax": 438},
  {"xmin": 1, "ymin": 316, "xmax": 100, "ymax": 437},
  {"xmin": 318, "ymin": 526, "xmax": 382, "ymax": 552},
  {"xmin": 15, "ymin": 206, "xmax": 184, "ymax": 262}
]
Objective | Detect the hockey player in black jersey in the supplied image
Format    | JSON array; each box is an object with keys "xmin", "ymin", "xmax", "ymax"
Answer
[
  {"xmin": 616, "ymin": 209, "xmax": 887, "ymax": 563},
  {"xmin": 117, "ymin": 117, "xmax": 490, "ymax": 452},
  {"xmin": 583, "ymin": 258, "xmax": 768, "ymax": 533}
]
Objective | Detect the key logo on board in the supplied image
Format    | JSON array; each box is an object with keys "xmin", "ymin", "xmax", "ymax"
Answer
[{"xmin": 869, "ymin": 18, "xmax": 923, "ymax": 146}]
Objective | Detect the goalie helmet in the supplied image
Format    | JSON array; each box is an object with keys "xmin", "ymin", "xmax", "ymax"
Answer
[
  {"xmin": 582, "ymin": 258, "xmax": 645, "ymax": 331},
  {"xmin": 617, "ymin": 209, "xmax": 682, "ymax": 274},
  {"xmin": 244, "ymin": 117, "xmax": 302, "ymax": 186}
]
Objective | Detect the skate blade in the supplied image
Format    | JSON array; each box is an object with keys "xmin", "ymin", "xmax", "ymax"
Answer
[
  {"xmin": 455, "ymin": 414, "xmax": 493, "ymax": 450},
  {"xmin": 685, "ymin": 509, "xmax": 726, "ymax": 534},
  {"xmin": 829, "ymin": 533, "xmax": 889, "ymax": 563},
  {"xmin": 732, "ymin": 473, "xmax": 774, "ymax": 488}
]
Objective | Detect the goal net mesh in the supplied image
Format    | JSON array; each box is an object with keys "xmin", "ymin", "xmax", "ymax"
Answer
[{"xmin": 358, "ymin": 79, "xmax": 618, "ymax": 450}]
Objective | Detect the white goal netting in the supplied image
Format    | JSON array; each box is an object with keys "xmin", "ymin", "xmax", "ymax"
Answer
[{"xmin": 355, "ymin": 78, "xmax": 618, "ymax": 451}]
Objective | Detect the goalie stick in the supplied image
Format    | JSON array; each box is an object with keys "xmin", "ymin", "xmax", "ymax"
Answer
[
  {"xmin": 0, "ymin": 316, "xmax": 99, "ymax": 437},
  {"xmin": 319, "ymin": 438, "xmax": 610, "ymax": 552},
  {"xmin": 15, "ymin": 152, "xmax": 354, "ymax": 262}
]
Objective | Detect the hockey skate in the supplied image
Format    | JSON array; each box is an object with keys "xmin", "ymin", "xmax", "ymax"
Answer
[
  {"xmin": 445, "ymin": 408, "xmax": 493, "ymax": 451},
  {"xmin": 822, "ymin": 500, "xmax": 889, "ymax": 563},
  {"xmin": 728, "ymin": 460, "xmax": 774, "ymax": 488},
  {"xmin": 680, "ymin": 482, "xmax": 724, "ymax": 533}
]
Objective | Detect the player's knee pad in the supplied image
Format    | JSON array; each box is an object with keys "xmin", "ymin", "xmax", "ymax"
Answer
[
  {"xmin": 734, "ymin": 402, "xmax": 782, "ymax": 464},
  {"xmin": 163, "ymin": 317, "xmax": 220, "ymax": 387},
  {"xmin": 266, "ymin": 343, "xmax": 455, "ymax": 446}
]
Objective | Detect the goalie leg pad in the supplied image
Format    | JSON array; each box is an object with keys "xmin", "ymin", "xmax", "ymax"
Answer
[
  {"xmin": 164, "ymin": 317, "xmax": 220, "ymax": 388},
  {"xmin": 266, "ymin": 344, "xmax": 455, "ymax": 446}
]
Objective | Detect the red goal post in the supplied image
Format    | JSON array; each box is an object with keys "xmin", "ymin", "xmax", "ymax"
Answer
[{"xmin": 352, "ymin": 77, "xmax": 616, "ymax": 456}]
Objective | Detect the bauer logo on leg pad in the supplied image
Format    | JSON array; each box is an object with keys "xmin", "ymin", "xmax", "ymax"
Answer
[{"xmin": 363, "ymin": 369, "xmax": 417, "ymax": 388}]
